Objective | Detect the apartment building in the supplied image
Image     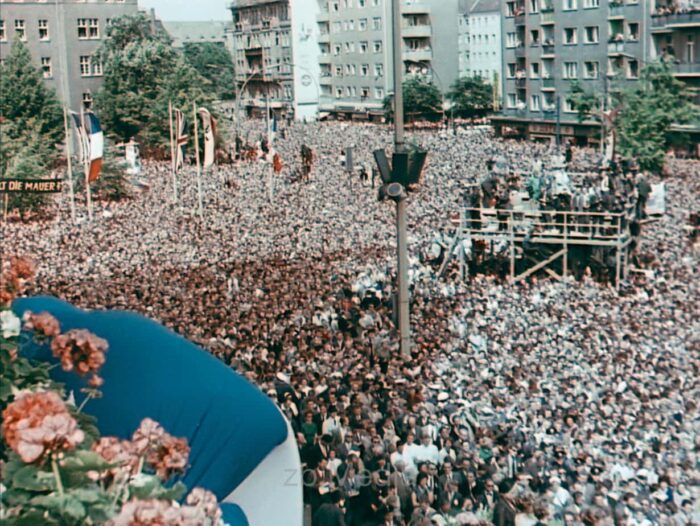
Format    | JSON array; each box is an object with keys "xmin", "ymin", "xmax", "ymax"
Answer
[
  {"xmin": 459, "ymin": 0, "xmax": 502, "ymax": 86},
  {"xmin": 650, "ymin": 0, "xmax": 700, "ymax": 105},
  {"xmin": 493, "ymin": 0, "xmax": 650, "ymax": 144},
  {"xmin": 0, "ymin": 0, "xmax": 139, "ymax": 111},
  {"xmin": 228, "ymin": 0, "xmax": 321, "ymax": 120},
  {"xmin": 316, "ymin": 0, "xmax": 460, "ymax": 120}
]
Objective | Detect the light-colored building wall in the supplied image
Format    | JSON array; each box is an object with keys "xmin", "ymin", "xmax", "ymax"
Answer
[
  {"xmin": 0, "ymin": 0, "xmax": 139, "ymax": 111},
  {"xmin": 465, "ymin": 6, "xmax": 501, "ymax": 85}
]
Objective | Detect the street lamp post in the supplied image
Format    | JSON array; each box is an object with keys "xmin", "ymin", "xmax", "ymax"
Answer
[{"xmin": 392, "ymin": 0, "xmax": 411, "ymax": 359}]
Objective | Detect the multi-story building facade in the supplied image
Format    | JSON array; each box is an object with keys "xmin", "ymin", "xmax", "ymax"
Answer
[
  {"xmin": 0, "ymin": 0, "xmax": 139, "ymax": 111},
  {"xmin": 161, "ymin": 21, "xmax": 229, "ymax": 49},
  {"xmin": 227, "ymin": 0, "xmax": 321, "ymax": 120},
  {"xmin": 316, "ymin": 0, "xmax": 460, "ymax": 120},
  {"xmin": 493, "ymin": 0, "xmax": 650, "ymax": 144},
  {"xmin": 459, "ymin": 0, "xmax": 502, "ymax": 87},
  {"xmin": 650, "ymin": 0, "xmax": 700, "ymax": 105}
]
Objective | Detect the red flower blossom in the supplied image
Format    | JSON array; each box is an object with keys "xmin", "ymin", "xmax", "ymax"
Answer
[
  {"xmin": 108, "ymin": 499, "xmax": 184, "ymax": 526},
  {"xmin": 146, "ymin": 435, "xmax": 190, "ymax": 480},
  {"xmin": 92, "ymin": 436, "xmax": 140, "ymax": 478},
  {"xmin": 2, "ymin": 391, "xmax": 84, "ymax": 463},
  {"xmin": 23, "ymin": 311, "xmax": 62, "ymax": 338},
  {"xmin": 50, "ymin": 329, "xmax": 107, "ymax": 385}
]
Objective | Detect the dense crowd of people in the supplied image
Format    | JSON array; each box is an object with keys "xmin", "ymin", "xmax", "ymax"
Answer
[{"xmin": 3, "ymin": 122, "xmax": 699, "ymax": 526}]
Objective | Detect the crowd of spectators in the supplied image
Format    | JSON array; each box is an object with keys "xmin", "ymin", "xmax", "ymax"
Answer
[{"xmin": 3, "ymin": 122, "xmax": 699, "ymax": 526}]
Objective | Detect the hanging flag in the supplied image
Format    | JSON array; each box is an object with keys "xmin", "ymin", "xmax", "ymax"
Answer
[
  {"xmin": 174, "ymin": 108, "xmax": 188, "ymax": 171},
  {"xmin": 197, "ymin": 107, "xmax": 217, "ymax": 168},
  {"xmin": 84, "ymin": 112, "xmax": 104, "ymax": 182},
  {"xmin": 70, "ymin": 111, "xmax": 90, "ymax": 165}
]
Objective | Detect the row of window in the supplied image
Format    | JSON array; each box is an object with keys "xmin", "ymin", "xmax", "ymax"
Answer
[
  {"xmin": 506, "ymin": 57, "xmax": 639, "ymax": 80},
  {"xmin": 36, "ymin": 55, "xmax": 103, "ymax": 78},
  {"xmin": 506, "ymin": 0, "xmax": 638, "ymax": 16},
  {"xmin": 327, "ymin": 17, "xmax": 382, "ymax": 34},
  {"xmin": 329, "ymin": 63, "xmax": 384, "ymax": 77},
  {"xmin": 326, "ymin": 40, "xmax": 383, "ymax": 55},
  {"xmin": 332, "ymin": 85, "xmax": 384, "ymax": 100},
  {"xmin": 0, "ymin": 18, "xmax": 102, "ymax": 42},
  {"xmin": 327, "ymin": 0, "xmax": 382, "ymax": 12},
  {"xmin": 506, "ymin": 23, "xmax": 639, "ymax": 48},
  {"xmin": 506, "ymin": 93, "xmax": 577, "ymax": 112}
]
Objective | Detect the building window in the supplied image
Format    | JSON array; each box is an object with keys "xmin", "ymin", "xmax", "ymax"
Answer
[
  {"xmin": 563, "ymin": 61, "xmax": 578, "ymax": 79},
  {"xmin": 507, "ymin": 63, "xmax": 517, "ymax": 78},
  {"xmin": 38, "ymin": 20, "xmax": 49, "ymax": 41},
  {"xmin": 333, "ymin": 44, "xmax": 341, "ymax": 55},
  {"xmin": 358, "ymin": 18, "xmax": 367, "ymax": 31},
  {"xmin": 627, "ymin": 22, "xmax": 639, "ymax": 42},
  {"xmin": 506, "ymin": 32, "xmax": 518, "ymax": 48},
  {"xmin": 530, "ymin": 62, "xmax": 540, "ymax": 78},
  {"xmin": 0, "ymin": 20, "xmax": 5, "ymax": 42},
  {"xmin": 627, "ymin": 59, "xmax": 639, "ymax": 79},
  {"xmin": 41, "ymin": 57, "xmax": 52, "ymax": 78},
  {"xmin": 335, "ymin": 65, "xmax": 343, "ymax": 76},
  {"xmin": 331, "ymin": 2, "xmax": 339, "ymax": 12},
  {"xmin": 564, "ymin": 27, "xmax": 577, "ymax": 45},
  {"xmin": 507, "ymin": 93, "xmax": 517, "ymax": 108},
  {"xmin": 358, "ymin": 41, "xmax": 367, "ymax": 53},
  {"xmin": 563, "ymin": 0, "xmax": 577, "ymax": 10},
  {"xmin": 584, "ymin": 61, "xmax": 599, "ymax": 79},
  {"xmin": 584, "ymin": 26, "xmax": 599, "ymax": 44},
  {"xmin": 373, "ymin": 41, "xmax": 382, "ymax": 53},
  {"xmin": 80, "ymin": 56, "xmax": 91, "ymax": 76},
  {"xmin": 15, "ymin": 20, "xmax": 26, "ymax": 41},
  {"xmin": 78, "ymin": 19, "xmax": 99, "ymax": 39},
  {"xmin": 529, "ymin": 0, "xmax": 539, "ymax": 13},
  {"xmin": 335, "ymin": 88, "xmax": 342, "ymax": 98},
  {"xmin": 372, "ymin": 0, "xmax": 380, "ymax": 6},
  {"xmin": 583, "ymin": 0, "xmax": 599, "ymax": 7},
  {"xmin": 92, "ymin": 60, "xmax": 103, "ymax": 76},
  {"xmin": 358, "ymin": 0, "xmax": 366, "ymax": 6},
  {"xmin": 361, "ymin": 87, "xmax": 370, "ymax": 98},
  {"xmin": 564, "ymin": 99, "xmax": 577, "ymax": 112},
  {"xmin": 375, "ymin": 87, "xmax": 384, "ymax": 99},
  {"xmin": 82, "ymin": 92, "xmax": 93, "ymax": 108},
  {"xmin": 361, "ymin": 64, "xmax": 369, "ymax": 76},
  {"xmin": 372, "ymin": 17, "xmax": 382, "ymax": 30},
  {"xmin": 374, "ymin": 63, "xmax": 383, "ymax": 76},
  {"xmin": 530, "ymin": 29, "xmax": 540, "ymax": 45},
  {"xmin": 531, "ymin": 94, "xmax": 541, "ymax": 111}
]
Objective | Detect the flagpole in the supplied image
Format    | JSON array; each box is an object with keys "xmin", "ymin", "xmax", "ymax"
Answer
[
  {"xmin": 62, "ymin": 107, "xmax": 76, "ymax": 223},
  {"xmin": 192, "ymin": 102, "xmax": 204, "ymax": 219},
  {"xmin": 168, "ymin": 100, "xmax": 178, "ymax": 202},
  {"xmin": 80, "ymin": 107, "xmax": 93, "ymax": 221},
  {"xmin": 267, "ymin": 90, "xmax": 273, "ymax": 202}
]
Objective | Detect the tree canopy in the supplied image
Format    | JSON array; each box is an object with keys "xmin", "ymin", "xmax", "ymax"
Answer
[
  {"xmin": 569, "ymin": 62, "xmax": 698, "ymax": 173},
  {"xmin": 447, "ymin": 76, "xmax": 493, "ymax": 118},
  {"xmin": 384, "ymin": 77, "xmax": 443, "ymax": 122},
  {"xmin": 0, "ymin": 40, "xmax": 63, "ymax": 215},
  {"xmin": 182, "ymin": 42, "xmax": 236, "ymax": 100},
  {"xmin": 94, "ymin": 13, "xmax": 214, "ymax": 154}
]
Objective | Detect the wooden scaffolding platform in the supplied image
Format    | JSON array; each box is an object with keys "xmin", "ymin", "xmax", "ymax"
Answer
[{"xmin": 439, "ymin": 206, "xmax": 635, "ymax": 290}]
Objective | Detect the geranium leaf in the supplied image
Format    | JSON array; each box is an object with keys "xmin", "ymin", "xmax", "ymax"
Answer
[{"xmin": 12, "ymin": 465, "xmax": 56, "ymax": 492}]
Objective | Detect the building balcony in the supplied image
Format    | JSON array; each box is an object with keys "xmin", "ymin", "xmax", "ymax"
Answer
[
  {"xmin": 515, "ymin": 45, "xmax": 527, "ymax": 58},
  {"xmin": 515, "ymin": 77, "xmax": 527, "ymax": 88},
  {"xmin": 515, "ymin": 14, "xmax": 526, "ymax": 26},
  {"xmin": 541, "ymin": 43, "xmax": 555, "ymax": 57},
  {"xmin": 542, "ymin": 77, "xmax": 555, "ymax": 89},
  {"xmin": 651, "ymin": 11, "xmax": 700, "ymax": 30},
  {"xmin": 608, "ymin": 5, "xmax": 625, "ymax": 19},
  {"xmin": 403, "ymin": 3, "xmax": 430, "ymax": 15},
  {"xmin": 320, "ymin": 76, "xmax": 333, "ymax": 85},
  {"xmin": 671, "ymin": 61, "xmax": 700, "ymax": 77},
  {"xmin": 317, "ymin": 10, "xmax": 329, "ymax": 22},
  {"xmin": 402, "ymin": 25, "xmax": 431, "ymax": 38},
  {"xmin": 541, "ymin": 12, "xmax": 555, "ymax": 25},
  {"xmin": 608, "ymin": 41, "xmax": 626, "ymax": 55},
  {"xmin": 403, "ymin": 49, "xmax": 432, "ymax": 62},
  {"xmin": 319, "ymin": 54, "xmax": 331, "ymax": 64},
  {"xmin": 318, "ymin": 33, "xmax": 330, "ymax": 44}
]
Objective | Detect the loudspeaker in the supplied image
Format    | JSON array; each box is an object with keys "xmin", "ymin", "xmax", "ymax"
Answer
[{"xmin": 373, "ymin": 149, "xmax": 392, "ymax": 184}]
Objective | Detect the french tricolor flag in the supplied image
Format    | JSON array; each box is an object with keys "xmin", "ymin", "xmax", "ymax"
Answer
[{"xmin": 84, "ymin": 112, "xmax": 104, "ymax": 183}]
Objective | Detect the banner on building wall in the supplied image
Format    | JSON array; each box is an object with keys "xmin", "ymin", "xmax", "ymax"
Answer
[{"xmin": 290, "ymin": 0, "xmax": 321, "ymax": 121}]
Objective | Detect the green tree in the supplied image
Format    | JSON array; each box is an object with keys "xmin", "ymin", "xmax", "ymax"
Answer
[
  {"xmin": 383, "ymin": 77, "xmax": 443, "ymax": 122},
  {"xmin": 0, "ymin": 39, "xmax": 62, "ymax": 147},
  {"xmin": 0, "ymin": 39, "xmax": 63, "ymax": 216},
  {"xmin": 94, "ymin": 13, "xmax": 213, "ymax": 154},
  {"xmin": 447, "ymin": 76, "xmax": 493, "ymax": 118},
  {"xmin": 182, "ymin": 42, "xmax": 236, "ymax": 100},
  {"xmin": 569, "ymin": 62, "xmax": 697, "ymax": 173}
]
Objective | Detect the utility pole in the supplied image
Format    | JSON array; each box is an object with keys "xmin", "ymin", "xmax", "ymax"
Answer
[
  {"xmin": 555, "ymin": 95, "xmax": 561, "ymax": 151},
  {"xmin": 392, "ymin": 0, "xmax": 411, "ymax": 359}
]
